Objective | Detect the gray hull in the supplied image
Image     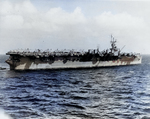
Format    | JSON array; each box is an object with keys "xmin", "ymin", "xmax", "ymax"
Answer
[
  {"xmin": 6, "ymin": 55, "xmax": 142, "ymax": 70},
  {"xmin": 5, "ymin": 36, "xmax": 142, "ymax": 70}
]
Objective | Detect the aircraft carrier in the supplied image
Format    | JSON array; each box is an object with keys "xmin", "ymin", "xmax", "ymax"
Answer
[{"xmin": 5, "ymin": 36, "xmax": 142, "ymax": 70}]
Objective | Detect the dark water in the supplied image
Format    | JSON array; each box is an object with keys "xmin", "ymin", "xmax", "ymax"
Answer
[{"xmin": 0, "ymin": 55, "xmax": 150, "ymax": 119}]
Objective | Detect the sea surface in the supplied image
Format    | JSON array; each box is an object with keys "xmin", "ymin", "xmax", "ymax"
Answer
[{"xmin": 0, "ymin": 55, "xmax": 150, "ymax": 119}]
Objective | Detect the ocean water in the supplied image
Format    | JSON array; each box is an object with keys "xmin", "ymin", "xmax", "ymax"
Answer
[{"xmin": 0, "ymin": 55, "xmax": 150, "ymax": 119}]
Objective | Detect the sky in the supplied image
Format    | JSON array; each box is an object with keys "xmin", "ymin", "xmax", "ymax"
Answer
[{"xmin": 0, "ymin": 0, "xmax": 150, "ymax": 54}]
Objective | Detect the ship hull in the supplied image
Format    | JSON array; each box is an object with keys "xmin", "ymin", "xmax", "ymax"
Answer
[
  {"xmin": 6, "ymin": 55, "xmax": 142, "ymax": 70},
  {"xmin": 5, "ymin": 36, "xmax": 142, "ymax": 70}
]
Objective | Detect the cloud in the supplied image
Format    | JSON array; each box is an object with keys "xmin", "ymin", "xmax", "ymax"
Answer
[
  {"xmin": 95, "ymin": 12, "xmax": 145, "ymax": 28},
  {"xmin": 0, "ymin": 0, "xmax": 149, "ymax": 54}
]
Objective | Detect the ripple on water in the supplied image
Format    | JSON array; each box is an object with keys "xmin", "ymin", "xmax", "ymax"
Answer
[{"xmin": 0, "ymin": 56, "xmax": 150, "ymax": 118}]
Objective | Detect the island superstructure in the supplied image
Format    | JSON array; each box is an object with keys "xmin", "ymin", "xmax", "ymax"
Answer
[{"xmin": 5, "ymin": 36, "xmax": 142, "ymax": 70}]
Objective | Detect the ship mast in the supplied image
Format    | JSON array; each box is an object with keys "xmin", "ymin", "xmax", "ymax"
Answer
[{"xmin": 110, "ymin": 35, "xmax": 120, "ymax": 56}]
